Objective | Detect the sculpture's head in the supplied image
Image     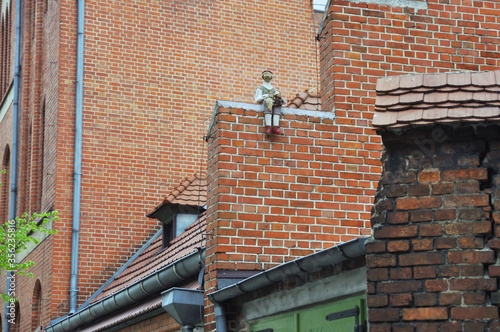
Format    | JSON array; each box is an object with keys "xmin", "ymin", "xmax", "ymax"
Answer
[{"xmin": 262, "ymin": 70, "xmax": 273, "ymax": 82}]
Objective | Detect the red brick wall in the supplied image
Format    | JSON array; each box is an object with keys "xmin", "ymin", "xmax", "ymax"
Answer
[
  {"xmin": 319, "ymin": 0, "xmax": 500, "ymax": 244},
  {"xmin": 367, "ymin": 124, "xmax": 500, "ymax": 331},
  {"xmin": 62, "ymin": 0, "xmax": 318, "ymax": 313},
  {"xmin": 204, "ymin": 102, "xmax": 365, "ymax": 330},
  {"xmin": 6, "ymin": 0, "xmax": 320, "ymax": 327}
]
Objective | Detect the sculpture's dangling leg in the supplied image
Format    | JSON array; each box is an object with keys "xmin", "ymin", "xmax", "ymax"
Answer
[
  {"xmin": 272, "ymin": 113, "xmax": 283, "ymax": 135},
  {"xmin": 265, "ymin": 114, "xmax": 272, "ymax": 135}
]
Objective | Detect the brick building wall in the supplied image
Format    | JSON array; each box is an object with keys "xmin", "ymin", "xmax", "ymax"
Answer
[
  {"xmin": 366, "ymin": 123, "xmax": 500, "ymax": 330},
  {"xmin": 205, "ymin": 102, "xmax": 355, "ymax": 330},
  {"xmin": 1, "ymin": 0, "xmax": 320, "ymax": 329},
  {"xmin": 318, "ymin": 0, "xmax": 500, "ymax": 242}
]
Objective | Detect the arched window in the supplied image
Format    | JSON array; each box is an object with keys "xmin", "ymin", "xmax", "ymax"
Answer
[
  {"xmin": 1, "ymin": 145, "xmax": 10, "ymax": 222},
  {"xmin": 0, "ymin": 0, "xmax": 12, "ymax": 98},
  {"xmin": 8, "ymin": 301, "xmax": 19, "ymax": 332},
  {"xmin": 31, "ymin": 280, "xmax": 42, "ymax": 331}
]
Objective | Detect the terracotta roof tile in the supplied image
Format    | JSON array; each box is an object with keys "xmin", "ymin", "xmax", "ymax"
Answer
[
  {"xmin": 447, "ymin": 72, "xmax": 471, "ymax": 86},
  {"xmin": 373, "ymin": 70, "xmax": 500, "ymax": 129},
  {"xmin": 423, "ymin": 92, "xmax": 448, "ymax": 104},
  {"xmin": 400, "ymin": 92, "xmax": 425, "ymax": 105},
  {"xmin": 376, "ymin": 76, "xmax": 400, "ymax": 92},
  {"xmin": 147, "ymin": 175, "xmax": 207, "ymax": 217},
  {"xmin": 400, "ymin": 74, "xmax": 423, "ymax": 89},
  {"xmin": 91, "ymin": 213, "xmax": 206, "ymax": 303},
  {"xmin": 423, "ymin": 72, "xmax": 447, "ymax": 88},
  {"xmin": 286, "ymin": 88, "xmax": 321, "ymax": 111},
  {"xmin": 472, "ymin": 70, "xmax": 496, "ymax": 86}
]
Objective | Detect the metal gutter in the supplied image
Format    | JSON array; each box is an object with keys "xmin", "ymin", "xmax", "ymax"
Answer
[
  {"xmin": 4, "ymin": 0, "xmax": 21, "ymax": 329},
  {"xmin": 69, "ymin": 0, "xmax": 85, "ymax": 314},
  {"xmin": 45, "ymin": 248, "xmax": 205, "ymax": 332},
  {"xmin": 208, "ymin": 237, "xmax": 367, "ymax": 304}
]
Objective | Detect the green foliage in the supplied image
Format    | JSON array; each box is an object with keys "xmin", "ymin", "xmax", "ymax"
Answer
[{"xmin": 0, "ymin": 169, "xmax": 58, "ymax": 302}]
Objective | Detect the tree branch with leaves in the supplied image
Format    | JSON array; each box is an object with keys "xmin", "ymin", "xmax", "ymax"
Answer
[{"xmin": 0, "ymin": 169, "xmax": 58, "ymax": 302}]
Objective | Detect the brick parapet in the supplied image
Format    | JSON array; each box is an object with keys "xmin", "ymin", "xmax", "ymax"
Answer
[{"xmin": 367, "ymin": 124, "xmax": 500, "ymax": 330}]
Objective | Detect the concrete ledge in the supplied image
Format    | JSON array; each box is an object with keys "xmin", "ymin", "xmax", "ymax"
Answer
[{"xmin": 207, "ymin": 100, "xmax": 335, "ymax": 138}]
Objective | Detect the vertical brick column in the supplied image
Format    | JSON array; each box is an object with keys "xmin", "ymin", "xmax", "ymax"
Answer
[
  {"xmin": 318, "ymin": 0, "xmax": 500, "ymax": 250},
  {"xmin": 204, "ymin": 101, "xmax": 366, "ymax": 330},
  {"xmin": 367, "ymin": 125, "xmax": 500, "ymax": 331}
]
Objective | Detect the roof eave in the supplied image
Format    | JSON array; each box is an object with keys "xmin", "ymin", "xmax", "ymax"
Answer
[{"xmin": 208, "ymin": 237, "xmax": 367, "ymax": 304}]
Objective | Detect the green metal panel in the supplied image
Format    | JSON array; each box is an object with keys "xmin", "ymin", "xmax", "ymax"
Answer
[
  {"xmin": 250, "ymin": 313, "xmax": 297, "ymax": 332},
  {"xmin": 249, "ymin": 294, "xmax": 366, "ymax": 332}
]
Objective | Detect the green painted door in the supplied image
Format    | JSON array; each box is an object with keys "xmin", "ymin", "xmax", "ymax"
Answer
[{"xmin": 249, "ymin": 295, "xmax": 366, "ymax": 332}]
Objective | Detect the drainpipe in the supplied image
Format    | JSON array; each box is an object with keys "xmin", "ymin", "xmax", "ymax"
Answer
[
  {"xmin": 4, "ymin": 0, "xmax": 22, "ymax": 329},
  {"xmin": 213, "ymin": 302, "xmax": 228, "ymax": 332},
  {"xmin": 70, "ymin": 0, "xmax": 85, "ymax": 314}
]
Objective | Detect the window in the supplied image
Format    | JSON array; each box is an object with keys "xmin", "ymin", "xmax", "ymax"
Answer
[
  {"xmin": 1, "ymin": 145, "xmax": 10, "ymax": 222},
  {"xmin": 162, "ymin": 213, "xmax": 198, "ymax": 248},
  {"xmin": 9, "ymin": 301, "xmax": 20, "ymax": 332},
  {"xmin": 32, "ymin": 280, "xmax": 42, "ymax": 331},
  {"xmin": 1, "ymin": 0, "xmax": 13, "ymax": 99}
]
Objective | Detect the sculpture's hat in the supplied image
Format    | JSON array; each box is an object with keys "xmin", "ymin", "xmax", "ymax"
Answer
[{"xmin": 261, "ymin": 70, "xmax": 273, "ymax": 78}]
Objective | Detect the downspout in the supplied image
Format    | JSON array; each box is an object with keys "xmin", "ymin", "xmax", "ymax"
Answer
[
  {"xmin": 4, "ymin": 0, "xmax": 22, "ymax": 329},
  {"xmin": 213, "ymin": 302, "xmax": 228, "ymax": 332},
  {"xmin": 70, "ymin": 0, "xmax": 85, "ymax": 314}
]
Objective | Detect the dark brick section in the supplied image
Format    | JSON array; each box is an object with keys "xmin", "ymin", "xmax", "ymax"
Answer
[{"xmin": 367, "ymin": 125, "xmax": 500, "ymax": 330}]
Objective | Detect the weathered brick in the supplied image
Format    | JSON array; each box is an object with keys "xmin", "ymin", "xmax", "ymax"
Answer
[
  {"xmin": 388, "ymin": 240, "xmax": 411, "ymax": 252},
  {"xmin": 367, "ymin": 254, "xmax": 398, "ymax": 268},
  {"xmin": 369, "ymin": 308, "xmax": 401, "ymax": 322},
  {"xmin": 439, "ymin": 292, "xmax": 461, "ymax": 305},
  {"xmin": 435, "ymin": 238, "xmax": 457, "ymax": 250},
  {"xmin": 425, "ymin": 279, "xmax": 448, "ymax": 292},
  {"xmin": 396, "ymin": 197, "xmax": 441, "ymax": 210},
  {"xmin": 402, "ymin": 307, "xmax": 448, "ymax": 321},
  {"xmin": 447, "ymin": 250, "xmax": 495, "ymax": 264},
  {"xmin": 419, "ymin": 224, "xmax": 443, "ymax": 237},
  {"xmin": 414, "ymin": 293, "xmax": 437, "ymax": 307},
  {"xmin": 390, "ymin": 267, "xmax": 413, "ymax": 280},
  {"xmin": 418, "ymin": 170, "xmax": 440, "ymax": 183},
  {"xmin": 443, "ymin": 194, "xmax": 489, "ymax": 207},
  {"xmin": 451, "ymin": 307, "xmax": 498, "ymax": 320},
  {"xmin": 387, "ymin": 211, "xmax": 409, "ymax": 224},
  {"xmin": 374, "ymin": 225, "xmax": 418, "ymax": 239},
  {"xmin": 464, "ymin": 292, "xmax": 486, "ymax": 305},
  {"xmin": 414, "ymin": 266, "xmax": 436, "ymax": 279},
  {"xmin": 400, "ymin": 252, "xmax": 444, "ymax": 266},
  {"xmin": 411, "ymin": 211, "xmax": 433, "ymax": 223},
  {"xmin": 441, "ymin": 168, "xmax": 488, "ymax": 181},
  {"xmin": 368, "ymin": 268, "xmax": 389, "ymax": 281},
  {"xmin": 450, "ymin": 278, "xmax": 497, "ymax": 291},
  {"xmin": 390, "ymin": 293, "xmax": 413, "ymax": 307},
  {"xmin": 368, "ymin": 294, "xmax": 389, "ymax": 309},
  {"xmin": 378, "ymin": 280, "xmax": 423, "ymax": 293},
  {"xmin": 434, "ymin": 209, "xmax": 456, "ymax": 221},
  {"xmin": 432, "ymin": 183, "xmax": 454, "ymax": 195}
]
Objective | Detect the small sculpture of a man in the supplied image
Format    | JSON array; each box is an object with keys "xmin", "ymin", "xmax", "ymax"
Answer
[{"xmin": 255, "ymin": 70, "xmax": 284, "ymax": 135}]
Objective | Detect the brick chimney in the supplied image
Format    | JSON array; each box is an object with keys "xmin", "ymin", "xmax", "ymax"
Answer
[
  {"xmin": 367, "ymin": 71, "xmax": 500, "ymax": 331},
  {"xmin": 203, "ymin": 100, "xmax": 371, "ymax": 330}
]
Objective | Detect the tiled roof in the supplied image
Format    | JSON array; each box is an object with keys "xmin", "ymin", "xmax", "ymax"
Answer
[
  {"xmin": 373, "ymin": 70, "xmax": 500, "ymax": 129},
  {"xmin": 91, "ymin": 213, "xmax": 206, "ymax": 303},
  {"xmin": 147, "ymin": 175, "xmax": 207, "ymax": 217},
  {"xmin": 287, "ymin": 88, "xmax": 321, "ymax": 111}
]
